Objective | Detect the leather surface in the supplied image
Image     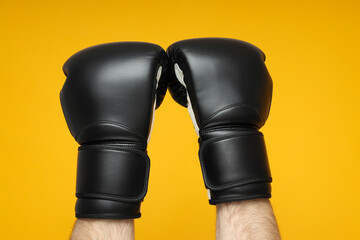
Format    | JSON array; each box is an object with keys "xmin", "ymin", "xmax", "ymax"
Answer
[
  {"xmin": 167, "ymin": 38, "xmax": 273, "ymax": 204},
  {"xmin": 61, "ymin": 42, "xmax": 168, "ymax": 144},
  {"xmin": 60, "ymin": 42, "xmax": 168, "ymax": 218},
  {"xmin": 200, "ymin": 131, "xmax": 271, "ymax": 191}
]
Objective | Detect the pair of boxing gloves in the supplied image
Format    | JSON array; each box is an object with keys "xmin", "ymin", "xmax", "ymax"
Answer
[{"xmin": 60, "ymin": 38, "xmax": 273, "ymax": 219}]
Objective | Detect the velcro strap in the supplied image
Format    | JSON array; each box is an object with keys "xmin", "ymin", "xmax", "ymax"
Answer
[
  {"xmin": 76, "ymin": 146, "xmax": 150, "ymax": 202},
  {"xmin": 199, "ymin": 132, "xmax": 272, "ymax": 191}
]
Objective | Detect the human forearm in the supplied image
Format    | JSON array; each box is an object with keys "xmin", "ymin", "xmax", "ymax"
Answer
[
  {"xmin": 70, "ymin": 219, "xmax": 134, "ymax": 240},
  {"xmin": 216, "ymin": 199, "xmax": 280, "ymax": 240}
]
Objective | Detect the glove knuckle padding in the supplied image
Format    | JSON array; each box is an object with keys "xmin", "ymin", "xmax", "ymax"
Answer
[
  {"xmin": 61, "ymin": 42, "xmax": 168, "ymax": 142},
  {"xmin": 60, "ymin": 42, "xmax": 168, "ymax": 218},
  {"xmin": 167, "ymin": 38, "xmax": 273, "ymax": 204}
]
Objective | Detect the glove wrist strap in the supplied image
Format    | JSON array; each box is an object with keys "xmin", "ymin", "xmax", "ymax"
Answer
[
  {"xmin": 75, "ymin": 145, "xmax": 150, "ymax": 218},
  {"xmin": 199, "ymin": 131, "xmax": 272, "ymax": 204}
]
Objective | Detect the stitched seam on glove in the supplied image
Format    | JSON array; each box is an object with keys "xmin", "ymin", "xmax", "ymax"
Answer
[
  {"xmin": 75, "ymin": 213, "xmax": 141, "ymax": 219},
  {"xmin": 78, "ymin": 146, "xmax": 148, "ymax": 157},
  {"xmin": 200, "ymin": 128, "xmax": 262, "ymax": 135},
  {"xmin": 75, "ymin": 120, "xmax": 147, "ymax": 142},
  {"xmin": 79, "ymin": 144, "xmax": 147, "ymax": 152},
  {"xmin": 209, "ymin": 194, "xmax": 272, "ymax": 205},
  {"xmin": 200, "ymin": 103, "xmax": 265, "ymax": 129},
  {"xmin": 76, "ymin": 192, "xmax": 147, "ymax": 202},
  {"xmin": 203, "ymin": 177, "xmax": 273, "ymax": 191}
]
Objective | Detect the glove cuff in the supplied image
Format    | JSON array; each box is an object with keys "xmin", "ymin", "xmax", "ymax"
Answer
[
  {"xmin": 199, "ymin": 130, "xmax": 272, "ymax": 204},
  {"xmin": 75, "ymin": 198, "xmax": 141, "ymax": 219},
  {"xmin": 75, "ymin": 144, "xmax": 150, "ymax": 218},
  {"xmin": 208, "ymin": 182, "xmax": 271, "ymax": 205}
]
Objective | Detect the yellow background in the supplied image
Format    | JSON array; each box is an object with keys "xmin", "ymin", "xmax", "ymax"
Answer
[{"xmin": 1, "ymin": 0, "xmax": 359, "ymax": 239}]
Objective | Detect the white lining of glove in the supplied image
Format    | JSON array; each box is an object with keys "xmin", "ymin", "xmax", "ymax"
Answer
[
  {"xmin": 147, "ymin": 66, "xmax": 162, "ymax": 143},
  {"xmin": 174, "ymin": 63, "xmax": 200, "ymax": 137},
  {"xmin": 175, "ymin": 63, "xmax": 210, "ymax": 199}
]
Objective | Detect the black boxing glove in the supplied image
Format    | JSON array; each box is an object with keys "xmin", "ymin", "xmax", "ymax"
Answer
[
  {"xmin": 60, "ymin": 42, "xmax": 168, "ymax": 218},
  {"xmin": 167, "ymin": 38, "xmax": 273, "ymax": 204}
]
